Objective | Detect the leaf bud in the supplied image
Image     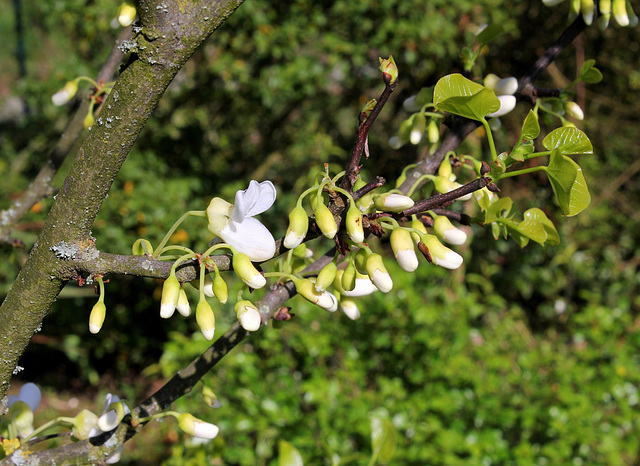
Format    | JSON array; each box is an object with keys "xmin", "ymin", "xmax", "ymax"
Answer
[
  {"xmin": 284, "ymin": 205, "xmax": 309, "ymax": 249},
  {"xmin": 196, "ymin": 299, "xmax": 216, "ymax": 340},
  {"xmin": 378, "ymin": 55, "xmax": 398, "ymax": 85},
  {"xmin": 235, "ymin": 300, "xmax": 262, "ymax": 332},
  {"xmin": 359, "ymin": 98, "xmax": 377, "ymax": 123},
  {"xmin": 233, "ymin": 252, "xmax": 266, "ymax": 289},
  {"xmin": 89, "ymin": 301, "xmax": 107, "ymax": 334}
]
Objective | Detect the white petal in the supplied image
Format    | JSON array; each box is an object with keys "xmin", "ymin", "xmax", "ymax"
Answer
[
  {"xmin": 487, "ymin": 95, "xmax": 516, "ymax": 118},
  {"xmin": 233, "ymin": 180, "xmax": 276, "ymax": 219},
  {"xmin": 19, "ymin": 383, "xmax": 41, "ymax": 412},
  {"xmin": 371, "ymin": 269, "xmax": 393, "ymax": 293},
  {"xmin": 494, "ymin": 77, "xmax": 518, "ymax": 96},
  {"xmin": 434, "ymin": 251, "xmax": 464, "ymax": 270},
  {"xmin": 443, "ymin": 228, "xmax": 468, "ymax": 245},
  {"xmin": 193, "ymin": 420, "xmax": 219, "ymax": 439},
  {"xmin": 340, "ymin": 300, "xmax": 361, "ymax": 320},
  {"xmin": 396, "ymin": 249, "xmax": 419, "ymax": 272},
  {"xmin": 342, "ymin": 277, "xmax": 379, "ymax": 297},
  {"xmin": 221, "ymin": 217, "xmax": 276, "ymax": 262},
  {"xmin": 106, "ymin": 445, "xmax": 124, "ymax": 464},
  {"xmin": 98, "ymin": 409, "xmax": 120, "ymax": 431},
  {"xmin": 238, "ymin": 308, "xmax": 262, "ymax": 331}
]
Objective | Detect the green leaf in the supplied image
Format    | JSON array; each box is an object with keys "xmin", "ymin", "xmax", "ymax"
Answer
[
  {"xmin": 511, "ymin": 140, "xmax": 534, "ymax": 162},
  {"xmin": 476, "ymin": 24, "xmax": 504, "ymax": 44},
  {"xmin": 523, "ymin": 208, "xmax": 560, "ymax": 245},
  {"xmin": 545, "ymin": 149, "xmax": 591, "ymax": 216},
  {"xmin": 278, "ymin": 440, "xmax": 304, "ymax": 466},
  {"xmin": 521, "ymin": 110, "xmax": 540, "ymax": 140},
  {"xmin": 542, "ymin": 127, "xmax": 593, "ymax": 155},
  {"xmin": 579, "ymin": 59, "xmax": 603, "ymax": 84},
  {"xmin": 371, "ymin": 416, "xmax": 397, "ymax": 464},
  {"xmin": 434, "ymin": 74, "xmax": 500, "ymax": 121},
  {"xmin": 483, "ymin": 196, "xmax": 513, "ymax": 224}
]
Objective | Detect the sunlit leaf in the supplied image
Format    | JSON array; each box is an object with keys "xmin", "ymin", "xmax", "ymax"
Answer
[
  {"xmin": 371, "ymin": 416, "xmax": 397, "ymax": 464},
  {"xmin": 521, "ymin": 110, "xmax": 540, "ymax": 140},
  {"xmin": 545, "ymin": 149, "xmax": 591, "ymax": 216},
  {"xmin": 433, "ymin": 74, "xmax": 500, "ymax": 120},
  {"xmin": 278, "ymin": 440, "xmax": 304, "ymax": 466},
  {"xmin": 523, "ymin": 207, "xmax": 560, "ymax": 245},
  {"xmin": 542, "ymin": 127, "xmax": 593, "ymax": 155}
]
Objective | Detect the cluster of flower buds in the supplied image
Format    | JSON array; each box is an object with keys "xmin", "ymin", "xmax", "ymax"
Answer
[
  {"xmin": 542, "ymin": 0, "xmax": 638, "ymax": 29},
  {"xmin": 483, "ymin": 74, "xmax": 518, "ymax": 118},
  {"xmin": 51, "ymin": 76, "xmax": 115, "ymax": 129}
]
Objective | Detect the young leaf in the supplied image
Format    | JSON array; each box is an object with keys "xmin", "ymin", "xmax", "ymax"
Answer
[
  {"xmin": 483, "ymin": 196, "xmax": 513, "ymax": 224},
  {"xmin": 545, "ymin": 149, "xmax": 591, "ymax": 216},
  {"xmin": 523, "ymin": 208, "xmax": 560, "ymax": 245},
  {"xmin": 371, "ymin": 416, "xmax": 397, "ymax": 465},
  {"xmin": 476, "ymin": 24, "xmax": 504, "ymax": 44},
  {"xmin": 521, "ymin": 110, "xmax": 540, "ymax": 141},
  {"xmin": 579, "ymin": 59, "xmax": 603, "ymax": 83},
  {"xmin": 278, "ymin": 440, "xmax": 304, "ymax": 466},
  {"xmin": 434, "ymin": 75, "xmax": 500, "ymax": 121},
  {"xmin": 542, "ymin": 127, "xmax": 593, "ymax": 155}
]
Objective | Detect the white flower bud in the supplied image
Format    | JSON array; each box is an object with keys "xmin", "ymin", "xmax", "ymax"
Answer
[
  {"xmin": 196, "ymin": 300, "xmax": 215, "ymax": 340},
  {"xmin": 487, "ymin": 95, "xmax": 517, "ymax": 118},
  {"xmin": 178, "ymin": 413, "xmax": 219, "ymax": 439},
  {"xmin": 176, "ymin": 288, "xmax": 191, "ymax": 317},
  {"xmin": 89, "ymin": 301, "xmax": 107, "ymax": 334},
  {"xmin": 433, "ymin": 216, "xmax": 468, "ymax": 245},
  {"xmin": 284, "ymin": 205, "xmax": 309, "ymax": 249},
  {"xmin": 374, "ymin": 193, "xmax": 415, "ymax": 212},
  {"xmin": 340, "ymin": 299, "xmax": 361, "ymax": 320},
  {"xmin": 565, "ymin": 101, "xmax": 584, "ymax": 120},
  {"xmin": 365, "ymin": 254, "xmax": 393, "ymax": 293},
  {"xmin": 235, "ymin": 300, "xmax": 262, "ymax": 332},
  {"xmin": 494, "ymin": 77, "xmax": 518, "ymax": 96},
  {"xmin": 233, "ymin": 253, "xmax": 266, "ymax": 289},
  {"xmin": 160, "ymin": 273, "xmax": 180, "ymax": 318},
  {"xmin": 390, "ymin": 228, "xmax": 419, "ymax": 272}
]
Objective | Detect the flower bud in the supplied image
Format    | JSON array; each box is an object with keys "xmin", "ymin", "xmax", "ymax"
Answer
[
  {"xmin": 233, "ymin": 252, "xmax": 266, "ymax": 289},
  {"xmin": 51, "ymin": 80, "xmax": 78, "ymax": 106},
  {"xmin": 432, "ymin": 176, "xmax": 472, "ymax": 201},
  {"xmin": 374, "ymin": 193, "xmax": 415, "ymax": 213},
  {"xmin": 438, "ymin": 156, "xmax": 454, "ymax": 180},
  {"xmin": 294, "ymin": 277, "xmax": 338, "ymax": 311},
  {"xmin": 89, "ymin": 300, "xmax": 107, "ymax": 334},
  {"xmin": 388, "ymin": 136, "xmax": 404, "ymax": 150},
  {"xmin": 196, "ymin": 299, "xmax": 216, "ymax": 340},
  {"xmin": 494, "ymin": 77, "xmax": 518, "ymax": 96},
  {"xmin": 315, "ymin": 262, "xmax": 337, "ymax": 292},
  {"xmin": 421, "ymin": 234, "xmax": 464, "ymax": 270},
  {"xmin": 581, "ymin": 0, "xmax": 595, "ymax": 24},
  {"xmin": 160, "ymin": 273, "xmax": 181, "ymax": 318},
  {"xmin": 315, "ymin": 202, "xmax": 338, "ymax": 239},
  {"xmin": 378, "ymin": 55, "xmax": 398, "ymax": 85},
  {"xmin": 483, "ymin": 73, "xmax": 501, "ymax": 90},
  {"xmin": 366, "ymin": 254, "xmax": 393, "ymax": 293},
  {"xmin": 433, "ymin": 216, "xmax": 468, "ymax": 245},
  {"xmin": 410, "ymin": 216, "xmax": 429, "ymax": 243},
  {"xmin": 565, "ymin": 101, "xmax": 584, "ymax": 120},
  {"xmin": 177, "ymin": 288, "xmax": 191, "ymax": 317},
  {"xmin": 487, "ymin": 95, "xmax": 517, "ymax": 118},
  {"xmin": 346, "ymin": 204, "xmax": 365, "ymax": 243},
  {"xmin": 117, "ymin": 0, "xmax": 137, "ymax": 27},
  {"xmin": 390, "ymin": 228, "xmax": 419, "ymax": 272},
  {"xmin": 341, "ymin": 261, "xmax": 357, "ymax": 292},
  {"xmin": 132, "ymin": 238, "xmax": 153, "ymax": 255},
  {"xmin": 202, "ymin": 386, "xmax": 223, "ymax": 409},
  {"xmin": 428, "ymin": 119, "xmax": 440, "ymax": 144},
  {"xmin": 340, "ymin": 299, "xmax": 361, "ymax": 320},
  {"xmin": 410, "ymin": 113, "xmax": 426, "ymax": 145},
  {"xmin": 284, "ymin": 205, "xmax": 309, "ymax": 249},
  {"xmin": 212, "ymin": 270, "xmax": 228, "ymax": 304},
  {"xmin": 98, "ymin": 401, "xmax": 126, "ymax": 432},
  {"xmin": 9, "ymin": 401, "xmax": 34, "ymax": 437},
  {"xmin": 73, "ymin": 409, "xmax": 99, "ymax": 440},
  {"xmin": 235, "ymin": 300, "xmax": 262, "ymax": 332},
  {"xmin": 613, "ymin": 0, "xmax": 630, "ymax": 27},
  {"xmin": 200, "ymin": 274, "xmax": 214, "ymax": 298},
  {"xmin": 83, "ymin": 111, "xmax": 95, "ymax": 129},
  {"xmin": 178, "ymin": 413, "xmax": 219, "ymax": 439}
]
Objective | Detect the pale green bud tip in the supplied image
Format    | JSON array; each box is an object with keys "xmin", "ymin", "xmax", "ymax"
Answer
[
  {"xmin": 233, "ymin": 253, "xmax": 266, "ymax": 289},
  {"xmin": 315, "ymin": 203, "xmax": 338, "ymax": 239},
  {"xmin": 483, "ymin": 73, "xmax": 501, "ymax": 90},
  {"xmin": 117, "ymin": 1, "xmax": 137, "ymax": 27},
  {"xmin": 378, "ymin": 55, "xmax": 398, "ymax": 85},
  {"xmin": 315, "ymin": 262, "xmax": 338, "ymax": 292},
  {"xmin": 73, "ymin": 409, "xmax": 99, "ymax": 440},
  {"xmin": 487, "ymin": 95, "xmax": 516, "ymax": 118},
  {"xmin": 284, "ymin": 205, "xmax": 309, "ymax": 249},
  {"xmin": 213, "ymin": 273, "xmax": 228, "ymax": 304},
  {"xmin": 235, "ymin": 301, "xmax": 262, "ymax": 332},
  {"xmin": 390, "ymin": 228, "xmax": 419, "ymax": 272},
  {"xmin": 340, "ymin": 299, "xmax": 361, "ymax": 320},
  {"xmin": 196, "ymin": 300, "xmax": 216, "ymax": 340},
  {"xmin": 613, "ymin": 0, "xmax": 629, "ymax": 26},
  {"xmin": 178, "ymin": 413, "xmax": 219, "ymax": 439},
  {"xmin": 346, "ymin": 205, "xmax": 365, "ymax": 243},
  {"xmin": 89, "ymin": 301, "xmax": 107, "ymax": 334},
  {"xmin": 433, "ymin": 216, "xmax": 468, "ymax": 245},
  {"xmin": 52, "ymin": 81, "xmax": 78, "ymax": 106},
  {"xmin": 374, "ymin": 193, "xmax": 415, "ymax": 212},
  {"xmin": 565, "ymin": 101, "xmax": 584, "ymax": 120},
  {"xmin": 160, "ymin": 274, "xmax": 181, "ymax": 318},
  {"xmin": 177, "ymin": 289, "xmax": 191, "ymax": 317}
]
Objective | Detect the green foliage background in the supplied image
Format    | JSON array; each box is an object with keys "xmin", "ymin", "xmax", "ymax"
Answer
[{"xmin": 1, "ymin": 0, "xmax": 639, "ymax": 464}]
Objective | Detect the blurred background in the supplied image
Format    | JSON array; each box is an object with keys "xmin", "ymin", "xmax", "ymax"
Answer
[{"xmin": 1, "ymin": 0, "xmax": 639, "ymax": 463}]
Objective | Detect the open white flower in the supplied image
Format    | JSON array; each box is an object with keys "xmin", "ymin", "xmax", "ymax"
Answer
[{"xmin": 207, "ymin": 180, "xmax": 276, "ymax": 262}]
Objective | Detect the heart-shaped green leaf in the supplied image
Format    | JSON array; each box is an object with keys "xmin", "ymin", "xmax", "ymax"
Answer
[
  {"xmin": 434, "ymin": 74, "xmax": 500, "ymax": 121},
  {"xmin": 542, "ymin": 127, "xmax": 593, "ymax": 155},
  {"xmin": 483, "ymin": 196, "xmax": 513, "ymax": 224},
  {"xmin": 579, "ymin": 59, "xmax": 603, "ymax": 84},
  {"xmin": 545, "ymin": 149, "xmax": 591, "ymax": 216},
  {"xmin": 523, "ymin": 207, "xmax": 560, "ymax": 245},
  {"xmin": 521, "ymin": 110, "xmax": 540, "ymax": 141}
]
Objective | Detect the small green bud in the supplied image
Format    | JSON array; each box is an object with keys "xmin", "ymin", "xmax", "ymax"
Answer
[
  {"xmin": 315, "ymin": 262, "xmax": 338, "ymax": 292},
  {"xmin": 235, "ymin": 300, "xmax": 262, "ymax": 331},
  {"xmin": 390, "ymin": 228, "xmax": 419, "ymax": 272},
  {"xmin": 366, "ymin": 253, "xmax": 393, "ymax": 293},
  {"xmin": 428, "ymin": 119, "xmax": 440, "ymax": 144},
  {"xmin": 178, "ymin": 413, "xmax": 219, "ymax": 439},
  {"xmin": 202, "ymin": 386, "xmax": 223, "ymax": 409},
  {"xmin": 160, "ymin": 273, "xmax": 181, "ymax": 318},
  {"xmin": 196, "ymin": 299, "xmax": 215, "ymax": 340},
  {"xmin": 212, "ymin": 269, "xmax": 228, "ymax": 304},
  {"xmin": 341, "ymin": 261, "xmax": 357, "ymax": 291},
  {"xmin": 437, "ymin": 155, "xmax": 454, "ymax": 180},
  {"xmin": 83, "ymin": 111, "xmax": 95, "ymax": 129},
  {"xmin": 132, "ymin": 238, "xmax": 153, "ymax": 255},
  {"xmin": 176, "ymin": 288, "xmax": 191, "ymax": 317},
  {"xmin": 284, "ymin": 205, "xmax": 309, "ymax": 249},
  {"xmin": 410, "ymin": 216, "xmax": 428, "ymax": 243},
  {"xmin": 346, "ymin": 204, "xmax": 364, "ymax": 243},
  {"xmin": 233, "ymin": 252, "xmax": 266, "ymax": 289},
  {"xmin": 359, "ymin": 99, "xmax": 377, "ymax": 122},
  {"xmin": 378, "ymin": 55, "xmax": 398, "ymax": 85},
  {"xmin": 315, "ymin": 202, "xmax": 338, "ymax": 239},
  {"xmin": 89, "ymin": 300, "xmax": 106, "ymax": 334},
  {"xmin": 117, "ymin": 0, "xmax": 137, "ymax": 27}
]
